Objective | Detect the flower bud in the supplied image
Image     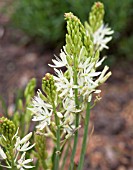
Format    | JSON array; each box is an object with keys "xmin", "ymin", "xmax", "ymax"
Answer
[
  {"xmin": 0, "ymin": 117, "xmax": 16, "ymax": 142},
  {"xmin": 42, "ymin": 73, "xmax": 57, "ymax": 103},
  {"xmin": 89, "ymin": 2, "xmax": 104, "ymax": 32}
]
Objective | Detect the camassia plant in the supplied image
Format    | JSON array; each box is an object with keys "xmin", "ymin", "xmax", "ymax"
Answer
[{"xmin": 0, "ymin": 2, "xmax": 113, "ymax": 170}]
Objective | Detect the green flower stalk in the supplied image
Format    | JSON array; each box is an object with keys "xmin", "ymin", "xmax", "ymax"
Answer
[
  {"xmin": 43, "ymin": 73, "xmax": 61, "ymax": 170},
  {"xmin": 65, "ymin": 12, "xmax": 84, "ymax": 170}
]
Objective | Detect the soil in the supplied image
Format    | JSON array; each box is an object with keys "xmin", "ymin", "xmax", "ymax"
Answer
[{"xmin": 0, "ymin": 6, "xmax": 133, "ymax": 170}]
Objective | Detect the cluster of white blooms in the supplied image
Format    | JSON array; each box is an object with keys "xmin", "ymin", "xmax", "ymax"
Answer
[
  {"xmin": 29, "ymin": 11, "xmax": 113, "ymax": 140},
  {"xmin": 29, "ymin": 90, "xmax": 53, "ymax": 131},
  {"xmin": 51, "ymin": 47, "xmax": 111, "ymax": 101},
  {"xmin": 0, "ymin": 131, "xmax": 35, "ymax": 169},
  {"xmin": 29, "ymin": 89, "xmax": 78, "ymax": 138},
  {"xmin": 93, "ymin": 24, "xmax": 114, "ymax": 51}
]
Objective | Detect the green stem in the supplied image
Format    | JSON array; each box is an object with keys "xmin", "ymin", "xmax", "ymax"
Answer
[
  {"xmin": 69, "ymin": 114, "xmax": 79, "ymax": 170},
  {"xmin": 78, "ymin": 102, "xmax": 90, "ymax": 170},
  {"xmin": 53, "ymin": 102, "xmax": 60, "ymax": 170},
  {"xmin": 69, "ymin": 56, "xmax": 80, "ymax": 170},
  {"xmin": 41, "ymin": 159, "xmax": 47, "ymax": 170},
  {"xmin": 61, "ymin": 141, "xmax": 70, "ymax": 170},
  {"xmin": 10, "ymin": 146, "xmax": 16, "ymax": 170}
]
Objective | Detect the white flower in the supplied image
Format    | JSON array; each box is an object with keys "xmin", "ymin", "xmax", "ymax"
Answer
[
  {"xmin": 95, "ymin": 56, "xmax": 106, "ymax": 68},
  {"xmin": 95, "ymin": 65, "xmax": 112, "ymax": 84},
  {"xmin": 93, "ymin": 24, "xmax": 114, "ymax": 51},
  {"xmin": 54, "ymin": 68, "xmax": 78, "ymax": 98},
  {"xmin": 77, "ymin": 63, "xmax": 111, "ymax": 102},
  {"xmin": 30, "ymin": 90, "xmax": 52, "ymax": 111},
  {"xmin": 63, "ymin": 124, "xmax": 75, "ymax": 136},
  {"xmin": 15, "ymin": 132, "xmax": 35, "ymax": 152},
  {"xmin": 28, "ymin": 90, "xmax": 53, "ymax": 130},
  {"xmin": 49, "ymin": 50, "xmax": 68, "ymax": 68},
  {"xmin": 63, "ymin": 97, "xmax": 81, "ymax": 116},
  {"xmin": 17, "ymin": 152, "xmax": 34, "ymax": 170},
  {"xmin": 14, "ymin": 133, "xmax": 34, "ymax": 169},
  {"xmin": 63, "ymin": 111, "xmax": 75, "ymax": 127},
  {"xmin": 32, "ymin": 107, "xmax": 53, "ymax": 130},
  {"xmin": 0, "ymin": 146, "xmax": 7, "ymax": 160}
]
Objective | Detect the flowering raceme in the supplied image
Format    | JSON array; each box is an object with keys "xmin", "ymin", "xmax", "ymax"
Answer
[
  {"xmin": 0, "ymin": 2, "xmax": 114, "ymax": 170},
  {"xmin": 29, "ymin": 3, "xmax": 113, "ymax": 147}
]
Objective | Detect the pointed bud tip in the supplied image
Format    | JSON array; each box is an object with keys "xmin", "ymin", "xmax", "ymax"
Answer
[
  {"xmin": 43, "ymin": 73, "xmax": 52, "ymax": 81},
  {"xmin": 95, "ymin": 2, "xmax": 103, "ymax": 8}
]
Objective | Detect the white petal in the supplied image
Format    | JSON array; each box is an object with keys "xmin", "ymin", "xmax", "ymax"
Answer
[
  {"xmin": 57, "ymin": 112, "xmax": 63, "ymax": 118},
  {"xmin": 0, "ymin": 146, "xmax": 7, "ymax": 159},
  {"xmin": 20, "ymin": 132, "xmax": 32, "ymax": 144},
  {"xmin": 23, "ymin": 158, "xmax": 33, "ymax": 165}
]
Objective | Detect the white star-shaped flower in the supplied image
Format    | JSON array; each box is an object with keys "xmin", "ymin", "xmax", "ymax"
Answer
[
  {"xmin": 54, "ymin": 68, "xmax": 78, "ymax": 98},
  {"xmin": 93, "ymin": 24, "xmax": 114, "ymax": 51},
  {"xmin": 15, "ymin": 132, "xmax": 35, "ymax": 152},
  {"xmin": 17, "ymin": 152, "xmax": 34, "ymax": 170},
  {"xmin": 49, "ymin": 50, "xmax": 68, "ymax": 68},
  {"xmin": 28, "ymin": 90, "xmax": 53, "ymax": 130},
  {"xmin": 63, "ymin": 97, "xmax": 81, "ymax": 116}
]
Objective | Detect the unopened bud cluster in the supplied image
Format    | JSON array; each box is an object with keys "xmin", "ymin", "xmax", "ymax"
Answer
[
  {"xmin": 89, "ymin": 2, "xmax": 104, "ymax": 32},
  {"xmin": 0, "ymin": 117, "xmax": 16, "ymax": 142},
  {"xmin": 65, "ymin": 12, "xmax": 93, "ymax": 58},
  {"xmin": 42, "ymin": 73, "xmax": 56, "ymax": 103}
]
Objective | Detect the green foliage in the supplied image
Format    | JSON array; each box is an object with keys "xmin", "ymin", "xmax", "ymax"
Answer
[
  {"xmin": 119, "ymin": 35, "xmax": 133, "ymax": 60},
  {"xmin": 11, "ymin": 0, "xmax": 65, "ymax": 44},
  {"xmin": 10, "ymin": 0, "xmax": 99, "ymax": 44}
]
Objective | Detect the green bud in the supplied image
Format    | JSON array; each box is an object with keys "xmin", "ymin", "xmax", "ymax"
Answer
[
  {"xmin": 39, "ymin": 93, "xmax": 47, "ymax": 102},
  {"xmin": 65, "ymin": 12, "xmax": 94, "ymax": 60},
  {"xmin": 0, "ymin": 117, "xmax": 16, "ymax": 144},
  {"xmin": 65, "ymin": 12, "xmax": 85, "ymax": 56},
  {"xmin": 42, "ymin": 73, "xmax": 57, "ymax": 103}
]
